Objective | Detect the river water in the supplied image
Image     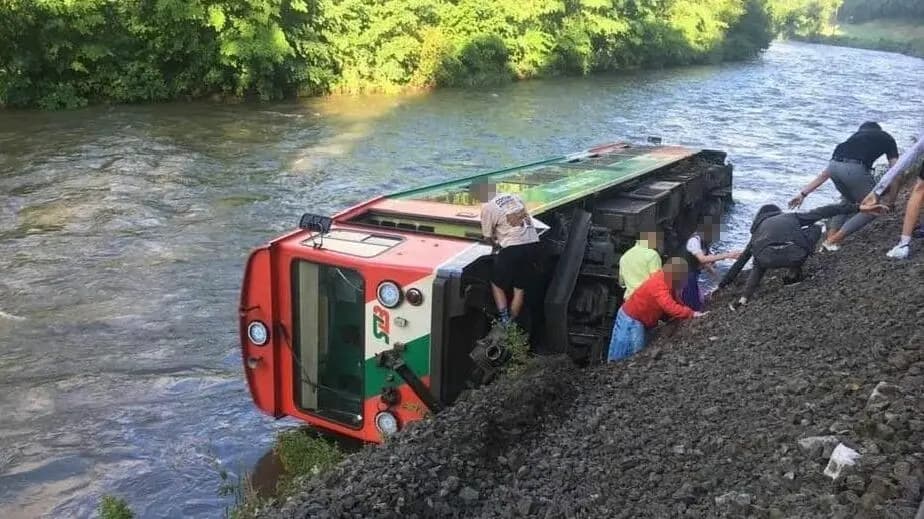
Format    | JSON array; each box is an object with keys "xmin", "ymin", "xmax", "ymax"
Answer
[{"xmin": 0, "ymin": 41, "xmax": 922, "ymax": 518}]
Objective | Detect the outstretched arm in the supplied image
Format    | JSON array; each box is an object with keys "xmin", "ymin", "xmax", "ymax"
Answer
[
  {"xmin": 480, "ymin": 206, "xmax": 495, "ymax": 244},
  {"xmin": 694, "ymin": 251, "xmax": 739, "ymax": 265},
  {"xmin": 688, "ymin": 236, "xmax": 739, "ymax": 265},
  {"xmin": 790, "ymin": 169, "xmax": 832, "ymax": 209},
  {"xmin": 794, "ymin": 201, "xmax": 859, "ymax": 226},
  {"xmin": 872, "ymin": 133, "xmax": 924, "ymax": 197}
]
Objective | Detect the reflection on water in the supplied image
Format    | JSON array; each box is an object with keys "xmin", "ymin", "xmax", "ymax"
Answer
[{"xmin": 1, "ymin": 41, "xmax": 923, "ymax": 518}]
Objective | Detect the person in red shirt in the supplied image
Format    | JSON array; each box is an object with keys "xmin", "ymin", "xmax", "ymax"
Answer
[{"xmin": 608, "ymin": 257, "xmax": 706, "ymax": 361}]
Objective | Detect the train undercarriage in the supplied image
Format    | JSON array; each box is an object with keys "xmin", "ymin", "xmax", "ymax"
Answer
[{"xmin": 431, "ymin": 152, "xmax": 733, "ymax": 402}]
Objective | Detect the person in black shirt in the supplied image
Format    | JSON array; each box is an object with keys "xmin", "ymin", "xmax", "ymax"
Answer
[{"xmin": 789, "ymin": 122, "xmax": 899, "ymax": 250}]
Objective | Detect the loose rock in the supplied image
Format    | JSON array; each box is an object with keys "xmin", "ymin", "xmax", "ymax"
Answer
[{"xmin": 266, "ymin": 207, "xmax": 924, "ymax": 519}]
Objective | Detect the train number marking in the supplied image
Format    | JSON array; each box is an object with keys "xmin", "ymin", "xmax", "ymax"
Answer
[{"xmin": 373, "ymin": 305, "xmax": 390, "ymax": 345}]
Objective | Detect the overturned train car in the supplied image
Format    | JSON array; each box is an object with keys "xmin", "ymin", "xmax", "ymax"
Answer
[{"xmin": 240, "ymin": 142, "xmax": 733, "ymax": 442}]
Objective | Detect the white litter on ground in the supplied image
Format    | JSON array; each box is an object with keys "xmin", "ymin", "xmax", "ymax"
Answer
[{"xmin": 824, "ymin": 443, "xmax": 861, "ymax": 480}]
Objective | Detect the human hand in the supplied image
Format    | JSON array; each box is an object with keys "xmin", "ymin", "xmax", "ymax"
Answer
[
  {"xmin": 788, "ymin": 194, "xmax": 805, "ymax": 210},
  {"xmin": 860, "ymin": 192, "xmax": 889, "ymax": 215},
  {"xmin": 861, "ymin": 204, "xmax": 890, "ymax": 215},
  {"xmin": 726, "ymin": 250, "xmax": 742, "ymax": 260}
]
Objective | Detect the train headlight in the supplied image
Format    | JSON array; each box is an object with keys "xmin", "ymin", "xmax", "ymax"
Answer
[
  {"xmin": 247, "ymin": 321, "xmax": 269, "ymax": 346},
  {"xmin": 374, "ymin": 411, "xmax": 399, "ymax": 436},
  {"xmin": 377, "ymin": 281, "xmax": 402, "ymax": 308}
]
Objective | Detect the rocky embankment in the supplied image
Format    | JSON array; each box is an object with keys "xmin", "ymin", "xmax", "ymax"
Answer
[{"xmin": 267, "ymin": 207, "xmax": 924, "ymax": 519}]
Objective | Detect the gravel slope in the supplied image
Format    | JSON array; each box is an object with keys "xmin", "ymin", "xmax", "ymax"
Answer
[{"xmin": 268, "ymin": 207, "xmax": 924, "ymax": 519}]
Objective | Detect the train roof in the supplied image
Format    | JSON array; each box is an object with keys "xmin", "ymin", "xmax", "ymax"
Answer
[{"xmin": 333, "ymin": 142, "xmax": 702, "ymax": 240}]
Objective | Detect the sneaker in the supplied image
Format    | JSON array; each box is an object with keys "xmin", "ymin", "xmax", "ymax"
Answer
[
  {"xmin": 821, "ymin": 241, "xmax": 841, "ymax": 252},
  {"xmin": 886, "ymin": 243, "xmax": 910, "ymax": 259},
  {"xmin": 913, "ymin": 225, "xmax": 924, "ymax": 239}
]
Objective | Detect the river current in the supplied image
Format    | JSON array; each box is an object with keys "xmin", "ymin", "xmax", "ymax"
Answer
[{"xmin": 0, "ymin": 41, "xmax": 922, "ymax": 518}]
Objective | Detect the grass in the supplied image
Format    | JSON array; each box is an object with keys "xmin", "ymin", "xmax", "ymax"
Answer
[
  {"xmin": 222, "ymin": 428, "xmax": 345, "ymax": 519},
  {"xmin": 503, "ymin": 323, "xmax": 532, "ymax": 377},
  {"xmin": 835, "ymin": 20, "xmax": 924, "ymax": 42},
  {"xmin": 273, "ymin": 428, "xmax": 344, "ymax": 494},
  {"xmin": 806, "ymin": 19, "xmax": 924, "ymax": 59}
]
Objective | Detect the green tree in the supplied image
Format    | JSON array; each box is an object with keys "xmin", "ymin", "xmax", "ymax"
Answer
[
  {"xmin": 839, "ymin": 0, "xmax": 924, "ymax": 23},
  {"xmin": 0, "ymin": 0, "xmax": 839, "ymax": 109}
]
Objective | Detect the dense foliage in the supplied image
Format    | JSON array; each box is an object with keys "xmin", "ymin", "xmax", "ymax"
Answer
[
  {"xmin": 769, "ymin": 0, "xmax": 841, "ymax": 37},
  {"xmin": 98, "ymin": 496, "xmax": 134, "ymax": 519},
  {"xmin": 0, "ymin": 0, "xmax": 837, "ymax": 109},
  {"xmin": 839, "ymin": 0, "xmax": 924, "ymax": 24}
]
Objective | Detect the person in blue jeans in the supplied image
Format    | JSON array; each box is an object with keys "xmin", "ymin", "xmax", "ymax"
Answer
[{"xmin": 608, "ymin": 258, "xmax": 705, "ymax": 361}]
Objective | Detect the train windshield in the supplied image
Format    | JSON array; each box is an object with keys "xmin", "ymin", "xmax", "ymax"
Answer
[{"xmin": 291, "ymin": 260, "xmax": 365, "ymax": 428}]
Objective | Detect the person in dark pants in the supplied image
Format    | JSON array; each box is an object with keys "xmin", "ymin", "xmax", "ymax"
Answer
[
  {"xmin": 474, "ymin": 180, "xmax": 542, "ymax": 325},
  {"xmin": 719, "ymin": 202, "xmax": 867, "ymax": 308},
  {"xmin": 789, "ymin": 122, "xmax": 899, "ymax": 250}
]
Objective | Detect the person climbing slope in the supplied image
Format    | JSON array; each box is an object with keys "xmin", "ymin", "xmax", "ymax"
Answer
[
  {"xmin": 609, "ymin": 257, "xmax": 705, "ymax": 362},
  {"xmin": 720, "ymin": 202, "xmax": 876, "ymax": 308}
]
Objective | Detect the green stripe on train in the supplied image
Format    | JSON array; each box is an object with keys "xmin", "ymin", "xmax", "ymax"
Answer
[{"xmin": 363, "ymin": 335, "xmax": 430, "ymax": 396}]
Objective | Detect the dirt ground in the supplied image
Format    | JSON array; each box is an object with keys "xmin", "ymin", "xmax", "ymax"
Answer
[{"xmin": 267, "ymin": 203, "xmax": 924, "ymax": 519}]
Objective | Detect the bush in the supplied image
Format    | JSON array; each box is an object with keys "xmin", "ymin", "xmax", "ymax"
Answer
[
  {"xmin": 274, "ymin": 428, "xmax": 344, "ymax": 484},
  {"xmin": 98, "ymin": 496, "xmax": 134, "ymax": 519},
  {"xmin": 503, "ymin": 323, "xmax": 531, "ymax": 377},
  {"xmin": 771, "ymin": 0, "xmax": 842, "ymax": 38},
  {"xmin": 0, "ymin": 0, "xmax": 843, "ymax": 108},
  {"xmin": 436, "ymin": 34, "xmax": 512, "ymax": 88},
  {"xmin": 222, "ymin": 428, "xmax": 344, "ymax": 519},
  {"xmin": 723, "ymin": 0, "xmax": 775, "ymax": 60}
]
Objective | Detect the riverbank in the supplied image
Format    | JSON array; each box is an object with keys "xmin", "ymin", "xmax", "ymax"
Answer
[
  {"xmin": 799, "ymin": 20, "xmax": 924, "ymax": 59},
  {"xmin": 261, "ymin": 197, "xmax": 924, "ymax": 518},
  {"xmin": 2, "ymin": 0, "xmax": 829, "ymax": 109}
]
